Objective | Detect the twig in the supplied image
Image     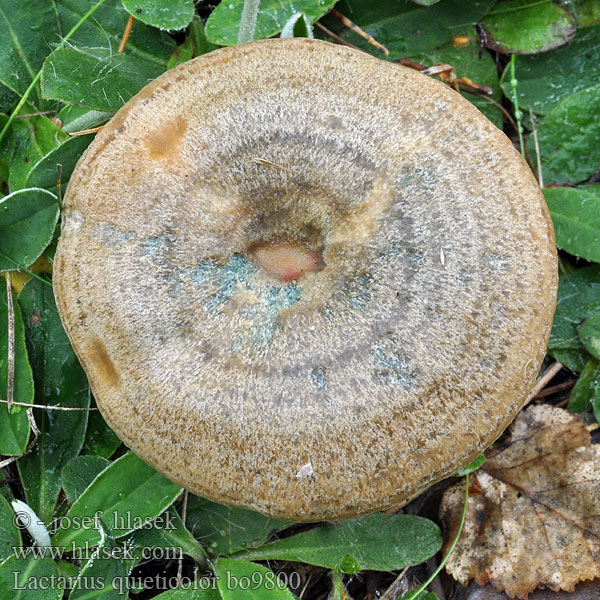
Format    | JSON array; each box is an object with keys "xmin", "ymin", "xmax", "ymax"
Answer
[
  {"xmin": 314, "ymin": 22, "xmax": 359, "ymax": 50},
  {"xmin": 0, "ymin": 0, "xmax": 110, "ymax": 146},
  {"xmin": 69, "ymin": 125, "xmax": 104, "ymax": 137},
  {"xmin": 380, "ymin": 565, "xmax": 410, "ymax": 600},
  {"xmin": 508, "ymin": 55, "xmax": 525, "ymax": 159},
  {"xmin": 331, "ymin": 9, "xmax": 389, "ymax": 56},
  {"xmin": 118, "ymin": 14, "xmax": 135, "ymax": 53},
  {"xmin": 534, "ymin": 379, "xmax": 576, "ymax": 399},
  {"xmin": 399, "ymin": 60, "xmax": 493, "ymax": 95},
  {"xmin": 4, "ymin": 274, "xmax": 15, "ymax": 413},
  {"xmin": 299, "ymin": 571, "xmax": 314, "ymax": 599},
  {"xmin": 0, "ymin": 399, "xmax": 98, "ymax": 411},
  {"xmin": 529, "ymin": 107, "xmax": 543, "ymax": 188},
  {"xmin": 15, "ymin": 110, "xmax": 58, "ymax": 119},
  {"xmin": 177, "ymin": 490, "xmax": 189, "ymax": 586},
  {"xmin": 525, "ymin": 361, "xmax": 563, "ymax": 405}
]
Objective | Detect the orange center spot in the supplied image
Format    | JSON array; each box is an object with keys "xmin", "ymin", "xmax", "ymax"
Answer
[{"xmin": 252, "ymin": 242, "xmax": 323, "ymax": 283}]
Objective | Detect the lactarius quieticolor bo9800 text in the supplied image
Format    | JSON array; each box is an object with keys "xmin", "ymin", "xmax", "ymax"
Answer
[{"xmin": 54, "ymin": 38, "xmax": 557, "ymax": 522}]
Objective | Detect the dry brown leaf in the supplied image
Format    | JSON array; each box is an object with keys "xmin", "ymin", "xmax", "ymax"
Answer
[{"xmin": 440, "ymin": 404, "xmax": 600, "ymax": 599}]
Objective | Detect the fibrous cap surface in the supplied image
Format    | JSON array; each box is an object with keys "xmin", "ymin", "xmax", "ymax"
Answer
[{"xmin": 54, "ymin": 38, "xmax": 557, "ymax": 521}]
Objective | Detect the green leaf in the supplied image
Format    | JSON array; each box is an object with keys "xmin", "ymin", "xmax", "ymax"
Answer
[
  {"xmin": 206, "ymin": 0, "xmax": 338, "ymax": 46},
  {"xmin": 127, "ymin": 506, "xmax": 207, "ymax": 564},
  {"xmin": 528, "ymin": 84, "xmax": 600, "ymax": 185},
  {"xmin": 281, "ymin": 13, "xmax": 313, "ymax": 38},
  {"xmin": 17, "ymin": 278, "xmax": 90, "ymax": 524},
  {"xmin": 457, "ymin": 453, "xmax": 485, "ymax": 476},
  {"xmin": 544, "ymin": 186, "xmax": 600, "ymax": 262},
  {"xmin": 0, "ymin": 555, "xmax": 62, "ymax": 599},
  {"xmin": 42, "ymin": 0, "xmax": 175, "ymax": 111},
  {"xmin": 550, "ymin": 265, "xmax": 600, "ymax": 351},
  {"xmin": 0, "ymin": 494, "xmax": 22, "ymax": 562},
  {"xmin": 568, "ymin": 357, "xmax": 600, "ymax": 413},
  {"xmin": 579, "ymin": 313, "xmax": 600, "ymax": 359},
  {"xmin": 25, "ymin": 134, "xmax": 95, "ymax": 196},
  {"xmin": 8, "ymin": 115, "xmax": 66, "ymax": 193},
  {"xmin": 57, "ymin": 0, "xmax": 175, "ymax": 56},
  {"xmin": 319, "ymin": 0, "xmax": 495, "ymax": 60},
  {"xmin": 185, "ymin": 496, "xmax": 292, "ymax": 556},
  {"xmin": 0, "ymin": 0, "xmax": 60, "ymax": 106},
  {"xmin": 214, "ymin": 559, "xmax": 296, "ymax": 600},
  {"xmin": 0, "ymin": 188, "xmax": 58, "ymax": 272},
  {"xmin": 80, "ymin": 404, "xmax": 122, "ymax": 458},
  {"xmin": 167, "ymin": 18, "xmax": 217, "ymax": 69},
  {"xmin": 0, "ymin": 282, "xmax": 33, "ymax": 455},
  {"xmin": 549, "ymin": 347, "xmax": 590, "ymax": 373},
  {"xmin": 479, "ymin": 0, "xmax": 576, "ymax": 54},
  {"xmin": 410, "ymin": 31, "xmax": 503, "ymax": 127},
  {"xmin": 52, "ymin": 452, "xmax": 182, "ymax": 548},
  {"xmin": 70, "ymin": 521, "xmax": 130, "ymax": 600},
  {"xmin": 123, "ymin": 0, "xmax": 194, "ymax": 31},
  {"xmin": 57, "ymin": 105, "xmax": 114, "ymax": 134},
  {"xmin": 232, "ymin": 514, "xmax": 442, "ymax": 571},
  {"xmin": 42, "ymin": 47, "xmax": 168, "ymax": 112},
  {"xmin": 567, "ymin": 0, "xmax": 600, "ymax": 26},
  {"xmin": 61, "ymin": 455, "xmax": 110, "ymax": 503},
  {"xmin": 500, "ymin": 25, "xmax": 600, "ymax": 115}
]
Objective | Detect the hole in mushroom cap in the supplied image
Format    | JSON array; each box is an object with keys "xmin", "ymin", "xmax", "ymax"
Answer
[{"xmin": 248, "ymin": 240, "xmax": 325, "ymax": 283}]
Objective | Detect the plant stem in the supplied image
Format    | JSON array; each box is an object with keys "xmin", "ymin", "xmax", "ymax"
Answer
[
  {"xmin": 509, "ymin": 55, "xmax": 526, "ymax": 159},
  {"xmin": 405, "ymin": 474, "xmax": 470, "ymax": 600},
  {"xmin": 0, "ymin": 0, "xmax": 110, "ymax": 146},
  {"xmin": 237, "ymin": 0, "xmax": 260, "ymax": 44}
]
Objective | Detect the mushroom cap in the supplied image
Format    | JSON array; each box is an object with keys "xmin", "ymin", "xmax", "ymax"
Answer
[{"xmin": 54, "ymin": 38, "xmax": 557, "ymax": 521}]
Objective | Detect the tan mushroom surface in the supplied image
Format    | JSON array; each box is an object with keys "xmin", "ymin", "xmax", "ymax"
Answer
[{"xmin": 53, "ymin": 38, "xmax": 557, "ymax": 522}]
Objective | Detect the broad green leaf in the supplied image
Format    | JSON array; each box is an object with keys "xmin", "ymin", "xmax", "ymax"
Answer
[
  {"xmin": 281, "ymin": 13, "xmax": 313, "ymax": 38},
  {"xmin": 43, "ymin": 0, "xmax": 175, "ymax": 111},
  {"xmin": 25, "ymin": 134, "xmax": 95, "ymax": 196},
  {"xmin": 57, "ymin": 0, "xmax": 175, "ymax": 56},
  {"xmin": 479, "ymin": 0, "xmax": 576, "ymax": 54},
  {"xmin": 52, "ymin": 452, "xmax": 182, "ymax": 548},
  {"xmin": 528, "ymin": 84, "xmax": 600, "ymax": 185},
  {"xmin": 0, "ymin": 85, "xmax": 17, "ymax": 114},
  {"xmin": 167, "ymin": 18, "xmax": 217, "ymax": 69},
  {"xmin": 549, "ymin": 265, "xmax": 600, "ymax": 351},
  {"xmin": 70, "ymin": 521, "xmax": 130, "ymax": 600},
  {"xmin": 214, "ymin": 559, "xmax": 296, "ymax": 600},
  {"xmin": 568, "ymin": 357, "xmax": 600, "ymax": 413},
  {"xmin": 17, "ymin": 278, "xmax": 90, "ymax": 524},
  {"xmin": 42, "ymin": 47, "xmax": 168, "ymax": 112},
  {"xmin": 579, "ymin": 313, "xmax": 600, "ymax": 359},
  {"xmin": 123, "ymin": 0, "xmax": 194, "ymax": 31},
  {"xmin": 500, "ymin": 25, "xmax": 600, "ymax": 115},
  {"xmin": 206, "ymin": 0, "xmax": 338, "ymax": 46},
  {"xmin": 544, "ymin": 186, "xmax": 600, "ymax": 262},
  {"xmin": 153, "ymin": 589, "xmax": 221, "ymax": 600},
  {"xmin": 80, "ymin": 405, "xmax": 122, "ymax": 458},
  {"xmin": 410, "ymin": 31, "xmax": 503, "ymax": 127},
  {"xmin": 550, "ymin": 347, "xmax": 590, "ymax": 373},
  {"xmin": 185, "ymin": 496, "xmax": 291, "ymax": 556},
  {"xmin": 233, "ymin": 514, "xmax": 442, "ymax": 571},
  {"xmin": 57, "ymin": 105, "xmax": 114, "ymax": 134},
  {"xmin": 0, "ymin": 555, "xmax": 62, "ymax": 599},
  {"xmin": 567, "ymin": 0, "xmax": 600, "ymax": 26},
  {"xmin": 319, "ymin": 0, "xmax": 495, "ymax": 60},
  {"xmin": 8, "ymin": 115, "xmax": 66, "ymax": 193},
  {"xmin": 61, "ymin": 455, "xmax": 110, "ymax": 503},
  {"xmin": 411, "ymin": 0, "xmax": 441, "ymax": 5},
  {"xmin": 0, "ymin": 493, "xmax": 22, "ymax": 562},
  {"xmin": 127, "ymin": 506, "xmax": 207, "ymax": 564},
  {"xmin": 0, "ymin": 114, "xmax": 13, "ymax": 194},
  {"xmin": 0, "ymin": 282, "xmax": 33, "ymax": 455},
  {"xmin": 457, "ymin": 454, "xmax": 485, "ymax": 476},
  {"xmin": 0, "ymin": 188, "xmax": 58, "ymax": 271},
  {"xmin": 0, "ymin": 0, "xmax": 60, "ymax": 106}
]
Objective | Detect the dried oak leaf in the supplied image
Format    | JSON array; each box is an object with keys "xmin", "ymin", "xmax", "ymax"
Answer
[{"xmin": 440, "ymin": 404, "xmax": 600, "ymax": 599}]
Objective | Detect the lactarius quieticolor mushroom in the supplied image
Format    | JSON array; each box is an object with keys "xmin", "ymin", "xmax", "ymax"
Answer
[{"xmin": 54, "ymin": 38, "xmax": 557, "ymax": 522}]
